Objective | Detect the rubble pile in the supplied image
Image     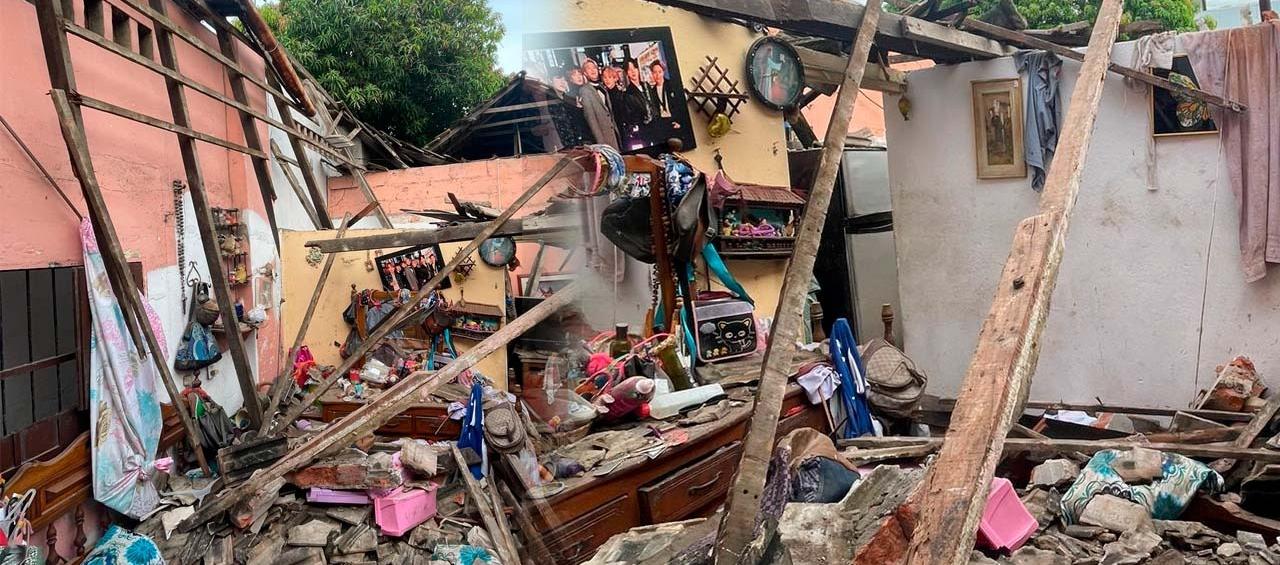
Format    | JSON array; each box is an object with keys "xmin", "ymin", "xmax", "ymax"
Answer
[
  {"xmin": 132, "ymin": 438, "xmax": 507, "ymax": 565},
  {"xmin": 970, "ymin": 455, "xmax": 1280, "ymax": 565}
]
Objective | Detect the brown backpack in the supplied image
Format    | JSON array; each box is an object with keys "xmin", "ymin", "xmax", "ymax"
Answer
[{"xmin": 860, "ymin": 338, "xmax": 928, "ymax": 418}]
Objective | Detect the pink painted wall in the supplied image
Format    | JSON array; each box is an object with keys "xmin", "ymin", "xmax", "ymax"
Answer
[
  {"xmin": 1, "ymin": 0, "xmax": 282, "ymax": 389},
  {"xmin": 328, "ymin": 154, "xmax": 579, "ymax": 220}
]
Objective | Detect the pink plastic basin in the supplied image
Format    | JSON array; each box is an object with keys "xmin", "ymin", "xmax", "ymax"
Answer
[{"xmin": 976, "ymin": 477, "xmax": 1038, "ymax": 553}]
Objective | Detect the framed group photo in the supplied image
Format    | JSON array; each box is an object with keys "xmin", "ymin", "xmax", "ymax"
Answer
[
  {"xmin": 523, "ymin": 27, "xmax": 696, "ymax": 154},
  {"xmin": 374, "ymin": 246, "xmax": 451, "ymax": 293}
]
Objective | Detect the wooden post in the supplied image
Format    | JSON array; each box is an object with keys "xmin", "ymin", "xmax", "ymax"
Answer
[
  {"xmin": 900, "ymin": 1, "xmax": 1123, "ymax": 562},
  {"xmin": 305, "ymin": 81, "xmax": 392, "ymax": 228},
  {"xmin": 149, "ymin": 0, "xmax": 264, "ymax": 428},
  {"xmin": 271, "ymin": 157, "xmax": 576, "ymax": 432},
  {"xmin": 261, "ymin": 213, "xmax": 352, "ymax": 429},
  {"xmin": 33, "ymin": 0, "xmax": 210, "ymax": 475},
  {"xmin": 179, "ymin": 284, "xmax": 580, "ymax": 529},
  {"xmin": 217, "ymin": 32, "xmax": 281, "ymax": 249},
  {"xmin": 712, "ymin": 1, "xmax": 882, "ymax": 562}
]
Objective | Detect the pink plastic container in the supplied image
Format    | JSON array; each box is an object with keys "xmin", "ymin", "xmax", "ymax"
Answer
[
  {"xmin": 976, "ymin": 477, "xmax": 1037, "ymax": 553},
  {"xmin": 373, "ymin": 485, "xmax": 438, "ymax": 537}
]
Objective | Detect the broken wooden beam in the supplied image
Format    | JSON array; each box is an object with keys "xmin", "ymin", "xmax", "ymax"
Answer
[
  {"xmin": 839, "ymin": 436, "xmax": 1280, "ymax": 463},
  {"xmin": 270, "ymin": 139, "xmax": 325, "ymax": 230},
  {"xmin": 713, "ymin": 0, "xmax": 882, "ymax": 563},
  {"xmin": 272, "ymin": 156, "xmax": 576, "ymax": 432},
  {"xmin": 899, "ymin": 0, "xmax": 1124, "ymax": 562},
  {"xmin": 960, "ymin": 18, "xmax": 1247, "ymax": 114},
  {"xmin": 178, "ymin": 283, "xmax": 580, "ymax": 530},
  {"xmin": 921, "ymin": 396, "xmax": 1256, "ymax": 423},
  {"xmin": 305, "ymin": 212, "xmax": 578, "ymax": 253},
  {"xmin": 1210, "ymin": 387, "xmax": 1280, "ymax": 474},
  {"xmin": 450, "ymin": 446, "xmax": 519, "ymax": 564}
]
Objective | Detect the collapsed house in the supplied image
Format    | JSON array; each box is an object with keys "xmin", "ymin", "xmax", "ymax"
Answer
[{"xmin": 2, "ymin": 0, "xmax": 1280, "ymax": 563}]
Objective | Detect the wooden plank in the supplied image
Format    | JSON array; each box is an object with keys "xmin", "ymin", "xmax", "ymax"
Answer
[
  {"xmin": 149, "ymin": 0, "xmax": 263, "ymax": 428},
  {"xmin": 305, "ymin": 213, "xmax": 578, "ymax": 253},
  {"xmin": 643, "ymin": 0, "xmax": 1006, "ymax": 60},
  {"xmin": 713, "ymin": 1, "xmax": 882, "ymax": 563},
  {"xmin": 1209, "ymin": 391, "xmax": 1280, "ymax": 474},
  {"xmin": 73, "ymin": 93, "xmax": 266, "ymax": 158},
  {"xmin": 923, "ymin": 396, "xmax": 1255, "ymax": 423},
  {"xmin": 109, "ymin": 0, "xmax": 294, "ymax": 104},
  {"xmin": 840, "ymin": 436, "xmax": 1280, "ymax": 463},
  {"xmin": 900, "ymin": 1, "xmax": 1124, "ymax": 562},
  {"xmin": 272, "ymin": 81, "xmax": 333, "ymax": 230},
  {"xmin": 273, "ymin": 157, "xmax": 576, "ymax": 432},
  {"xmin": 218, "ymin": 31, "xmax": 280, "ymax": 249},
  {"xmin": 63, "ymin": 20, "xmax": 365, "ymax": 170},
  {"xmin": 478, "ymin": 99, "xmax": 562, "ymax": 114},
  {"xmin": 262, "ymin": 214, "xmax": 352, "ymax": 429},
  {"xmin": 305, "ymin": 84, "xmax": 392, "ymax": 228},
  {"xmin": 960, "ymin": 18, "xmax": 1246, "ymax": 114},
  {"xmin": 900, "ymin": 16, "xmax": 1013, "ymax": 58},
  {"xmin": 269, "ymin": 140, "xmax": 324, "ymax": 230},
  {"xmin": 179, "ymin": 283, "xmax": 581, "ymax": 530},
  {"xmin": 449, "ymin": 446, "xmax": 519, "ymax": 564}
]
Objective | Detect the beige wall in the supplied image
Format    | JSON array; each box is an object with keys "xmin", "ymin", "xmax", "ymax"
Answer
[
  {"xmin": 558, "ymin": 0, "xmax": 794, "ymax": 323},
  {"xmin": 557, "ymin": 0, "xmax": 791, "ymax": 186},
  {"xmin": 280, "ymin": 230, "xmax": 509, "ymax": 390}
]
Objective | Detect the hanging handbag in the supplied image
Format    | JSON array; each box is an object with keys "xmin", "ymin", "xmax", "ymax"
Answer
[
  {"xmin": 690, "ymin": 243, "xmax": 758, "ymax": 364},
  {"xmin": 860, "ymin": 338, "xmax": 928, "ymax": 419},
  {"xmin": 175, "ymin": 291, "xmax": 222, "ymax": 371}
]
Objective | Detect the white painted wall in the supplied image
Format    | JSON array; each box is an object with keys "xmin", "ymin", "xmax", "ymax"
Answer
[{"xmin": 885, "ymin": 38, "xmax": 1280, "ymax": 408}]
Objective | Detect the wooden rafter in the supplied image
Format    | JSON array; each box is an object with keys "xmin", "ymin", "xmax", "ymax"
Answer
[
  {"xmin": 712, "ymin": 0, "xmax": 883, "ymax": 563},
  {"xmin": 894, "ymin": 0, "xmax": 1125, "ymax": 562},
  {"xmin": 305, "ymin": 212, "xmax": 578, "ymax": 253},
  {"xmin": 148, "ymin": 0, "xmax": 264, "ymax": 428}
]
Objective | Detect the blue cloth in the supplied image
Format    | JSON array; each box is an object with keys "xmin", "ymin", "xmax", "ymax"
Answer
[
  {"xmin": 1061, "ymin": 449, "xmax": 1223, "ymax": 524},
  {"xmin": 829, "ymin": 318, "xmax": 874, "ymax": 438},
  {"xmin": 457, "ymin": 382, "xmax": 487, "ymax": 479},
  {"xmin": 1014, "ymin": 50, "xmax": 1063, "ymax": 191},
  {"xmin": 84, "ymin": 526, "xmax": 163, "ymax": 565}
]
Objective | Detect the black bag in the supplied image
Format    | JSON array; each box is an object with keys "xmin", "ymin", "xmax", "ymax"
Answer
[{"xmin": 600, "ymin": 197, "xmax": 655, "ymax": 263}]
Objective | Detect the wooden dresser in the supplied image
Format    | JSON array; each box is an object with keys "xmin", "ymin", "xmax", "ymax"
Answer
[{"xmin": 523, "ymin": 384, "xmax": 827, "ymax": 565}]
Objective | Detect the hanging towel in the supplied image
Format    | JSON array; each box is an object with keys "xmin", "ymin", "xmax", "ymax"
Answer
[
  {"xmin": 457, "ymin": 382, "xmax": 488, "ymax": 479},
  {"xmin": 1183, "ymin": 23, "xmax": 1280, "ymax": 282},
  {"xmin": 1013, "ymin": 50, "xmax": 1063, "ymax": 191},
  {"xmin": 81, "ymin": 219, "xmax": 165, "ymax": 519},
  {"xmin": 1129, "ymin": 32, "xmax": 1177, "ymax": 83}
]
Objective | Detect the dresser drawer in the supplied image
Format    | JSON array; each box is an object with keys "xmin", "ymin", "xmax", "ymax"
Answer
[
  {"xmin": 545, "ymin": 493, "xmax": 636, "ymax": 564},
  {"xmin": 639, "ymin": 440, "xmax": 742, "ymax": 523}
]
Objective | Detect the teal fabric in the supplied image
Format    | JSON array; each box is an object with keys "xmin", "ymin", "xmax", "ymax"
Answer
[
  {"xmin": 1060, "ymin": 449, "xmax": 1224, "ymax": 524},
  {"xmin": 84, "ymin": 526, "xmax": 163, "ymax": 565}
]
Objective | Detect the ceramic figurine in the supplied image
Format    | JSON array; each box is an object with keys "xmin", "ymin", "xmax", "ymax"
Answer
[
  {"xmin": 782, "ymin": 211, "xmax": 797, "ymax": 237},
  {"xmin": 349, "ymin": 371, "xmax": 365, "ymax": 400}
]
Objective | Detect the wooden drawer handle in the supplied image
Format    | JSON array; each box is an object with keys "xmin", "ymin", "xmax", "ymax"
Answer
[{"xmin": 687, "ymin": 472, "xmax": 723, "ymax": 495}]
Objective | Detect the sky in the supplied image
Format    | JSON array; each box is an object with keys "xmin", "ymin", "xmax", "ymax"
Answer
[{"xmin": 488, "ymin": 0, "xmax": 554, "ymax": 73}]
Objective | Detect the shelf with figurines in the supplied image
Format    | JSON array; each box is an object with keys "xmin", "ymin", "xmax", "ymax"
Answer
[
  {"xmin": 712, "ymin": 182, "xmax": 804, "ymax": 258},
  {"xmin": 448, "ymin": 302, "xmax": 504, "ymax": 341},
  {"xmin": 212, "ymin": 207, "xmax": 251, "ymax": 287}
]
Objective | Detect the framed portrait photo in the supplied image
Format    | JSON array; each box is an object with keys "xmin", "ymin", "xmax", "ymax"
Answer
[
  {"xmin": 523, "ymin": 27, "xmax": 696, "ymax": 154},
  {"xmin": 1151, "ymin": 55, "xmax": 1218, "ymax": 137},
  {"xmin": 745, "ymin": 37, "xmax": 804, "ymax": 111},
  {"xmin": 374, "ymin": 246, "xmax": 451, "ymax": 293},
  {"xmin": 971, "ymin": 78, "xmax": 1027, "ymax": 179}
]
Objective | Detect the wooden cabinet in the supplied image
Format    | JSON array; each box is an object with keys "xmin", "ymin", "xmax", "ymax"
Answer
[
  {"xmin": 544, "ymin": 494, "xmax": 639, "ymax": 564},
  {"xmin": 639, "ymin": 441, "xmax": 742, "ymax": 523}
]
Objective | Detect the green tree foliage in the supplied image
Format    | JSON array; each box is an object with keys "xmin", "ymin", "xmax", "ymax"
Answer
[
  {"xmin": 259, "ymin": 0, "xmax": 506, "ymax": 145},
  {"xmin": 971, "ymin": 0, "xmax": 1199, "ymax": 32}
]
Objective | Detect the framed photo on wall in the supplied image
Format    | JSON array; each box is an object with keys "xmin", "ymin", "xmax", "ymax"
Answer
[
  {"xmin": 744, "ymin": 37, "xmax": 804, "ymax": 111},
  {"xmin": 1151, "ymin": 55, "xmax": 1218, "ymax": 137},
  {"xmin": 523, "ymin": 27, "xmax": 696, "ymax": 154},
  {"xmin": 374, "ymin": 246, "xmax": 451, "ymax": 292},
  {"xmin": 971, "ymin": 78, "xmax": 1027, "ymax": 179}
]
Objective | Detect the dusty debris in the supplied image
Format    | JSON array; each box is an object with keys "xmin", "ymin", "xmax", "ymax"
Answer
[
  {"xmin": 1080, "ymin": 494, "xmax": 1155, "ymax": 533},
  {"xmin": 1030, "ymin": 459, "xmax": 1080, "ymax": 489}
]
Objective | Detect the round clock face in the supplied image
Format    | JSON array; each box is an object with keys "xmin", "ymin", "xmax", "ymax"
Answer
[
  {"xmin": 745, "ymin": 37, "xmax": 805, "ymax": 111},
  {"xmin": 479, "ymin": 237, "xmax": 516, "ymax": 267}
]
